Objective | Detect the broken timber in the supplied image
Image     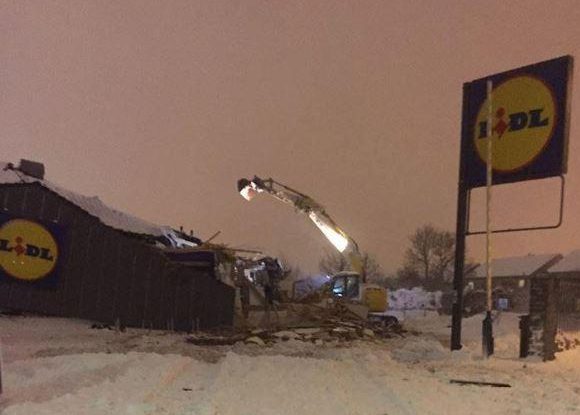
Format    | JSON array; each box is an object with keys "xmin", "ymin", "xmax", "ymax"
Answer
[{"xmin": 449, "ymin": 379, "xmax": 511, "ymax": 388}]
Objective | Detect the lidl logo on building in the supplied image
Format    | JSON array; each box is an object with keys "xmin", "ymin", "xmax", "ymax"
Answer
[
  {"xmin": 0, "ymin": 219, "xmax": 59, "ymax": 281},
  {"xmin": 474, "ymin": 76, "xmax": 556, "ymax": 172}
]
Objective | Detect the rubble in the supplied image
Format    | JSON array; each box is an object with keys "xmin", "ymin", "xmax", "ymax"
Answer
[
  {"xmin": 363, "ymin": 328, "xmax": 375, "ymax": 337},
  {"xmin": 556, "ymin": 330, "xmax": 580, "ymax": 351},
  {"xmin": 273, "ymin": 330, "xmax": 301, "ymax": 340},
  {"xmin": 245, "ymin": 336, "xmax": 266, "ymax": 346},
  {"xmin": 186, "ymin": 302, "xmax": 405, "ymax": 348},
  {"xmin": 186, "ymin": 332, "xmax": 247, "ymax": 346},
  {"xmin": 294, "ymin": 328, "xmax": 321, "ymax": 335}
]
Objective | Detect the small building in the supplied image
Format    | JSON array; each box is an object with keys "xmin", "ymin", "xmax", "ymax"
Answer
[
  {"xmin": 545, "ymin": 250, "xmax": 580, "ymax": 328},
  {"xmin": 0, "ymin": 160, "xmax": 234, "ymax": 331},
  {"xmin": 521, "ymin": 251, "xmax": 580, "ymax": 360},
  {"xmin": 465, "ymin": 253, "xmax": 563, "ymax": 312}
]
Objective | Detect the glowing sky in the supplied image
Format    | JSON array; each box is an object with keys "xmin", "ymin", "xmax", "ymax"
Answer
[{"xmin": 3, "ymin": 1, "xmax": 580, "ymax": 275}]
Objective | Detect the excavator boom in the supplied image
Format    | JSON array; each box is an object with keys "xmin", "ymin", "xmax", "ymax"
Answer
[
  {"xmin": 237, "ymin": 176, "xmax": 364, "ymax": 280},
  {"xmin": 237, "ymin": 175, "xmax": 393, "ymax": 315}
]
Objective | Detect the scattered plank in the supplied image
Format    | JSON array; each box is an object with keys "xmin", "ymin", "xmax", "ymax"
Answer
[
  {"xmin": 186, "ymin": 334, "xmax": 247, "ymax": 346},
  {"xmin": 450, "ymin": 379, "xmax": 511, "ymax": 388}
]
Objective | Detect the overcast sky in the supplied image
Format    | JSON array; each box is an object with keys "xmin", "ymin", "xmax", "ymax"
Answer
[{"xmin": 3, "ymin": 1, "xmax": 580, "ymax": 275}]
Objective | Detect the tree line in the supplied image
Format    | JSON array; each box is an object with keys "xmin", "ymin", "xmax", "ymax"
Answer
[{"xmin": 318, "ymin": 224, "xmax": 458, "ymax": 291}]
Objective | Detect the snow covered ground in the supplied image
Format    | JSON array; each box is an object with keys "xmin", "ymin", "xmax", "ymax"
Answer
[{"xmin": 1, "ymin": 313, "xmax": 579, "ymax": 415}]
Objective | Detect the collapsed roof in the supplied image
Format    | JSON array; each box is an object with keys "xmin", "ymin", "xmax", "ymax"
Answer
[{"xmin": 0, "ymin": 160, "xmax": 199, "ymax": 248}]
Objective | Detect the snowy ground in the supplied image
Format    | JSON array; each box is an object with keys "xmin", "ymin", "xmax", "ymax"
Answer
[{"xmin": 0, "ymin": 312, "xmax": 579, "ymax": 415}]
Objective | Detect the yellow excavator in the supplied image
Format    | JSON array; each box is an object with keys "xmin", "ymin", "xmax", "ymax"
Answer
[{"xmin": 237, "ymin": 176, "xmax": 390, "ymax": 317}]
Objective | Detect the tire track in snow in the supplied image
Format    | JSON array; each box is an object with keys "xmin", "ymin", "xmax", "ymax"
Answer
[
  {"xmin": 141, "ymin": 357, "xmax": 221, "ymax": 415},
  {"xmin": 0, "ymin": 354, "xmax": 138, "ymax": 411}
]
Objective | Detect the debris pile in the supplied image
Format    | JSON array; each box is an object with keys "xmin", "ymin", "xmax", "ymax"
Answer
[
  {"xmin": 187, "ymin": 302, "xmax": 404, "ymax": 347},
  {"xmin": 556, "ymin": 330, "xmax": 580, "ymax": 351}
]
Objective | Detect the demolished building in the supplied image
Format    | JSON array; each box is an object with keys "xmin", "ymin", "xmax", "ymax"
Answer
[{"xmin": 0, "ymin": 160, "xmax": 234, "ymax": 331}]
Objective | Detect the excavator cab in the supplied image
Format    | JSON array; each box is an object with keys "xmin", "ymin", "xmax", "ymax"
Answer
[
  {"xmin": 330, "ymin": 271, "xmax": 388, "ymax": 313},
  {"xmin": 330, "ymin": 272, "xmax": 361, "ymax": 300}
]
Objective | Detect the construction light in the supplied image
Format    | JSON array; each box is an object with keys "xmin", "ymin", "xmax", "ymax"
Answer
[
  {"xmin": 308, "ymin": 212, "xmax": 348, "ymax": 253},
  {"xmin": 237, "ymin": 178, "xmax": 260, "ymax": 201}
]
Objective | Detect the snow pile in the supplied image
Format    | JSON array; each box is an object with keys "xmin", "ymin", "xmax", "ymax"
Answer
[
  {"xmin": 391, "ymin": 337, "xmax": 449, "ymax": 362},
  {"xmin": 389, "ymin": 287, "xmax": 441, "ymax": 310},
  {"xmin": 459, "ymin": 312, "xmax": 522, "ymax": 352},
  {"xmin": 200, "ymin": 352, "xmax": 402, "ymax": 415}
]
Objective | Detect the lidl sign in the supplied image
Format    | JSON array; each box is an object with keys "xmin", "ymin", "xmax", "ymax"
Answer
[
  {"xmin": 462, "ymin": 56, "xmax": 573, "ymax": 188},
  {"xmin": 0, "ymin": 214, "xmax": 64, "ymax": 287}
]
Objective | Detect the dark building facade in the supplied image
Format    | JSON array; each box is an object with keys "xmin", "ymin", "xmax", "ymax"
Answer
[{"xmin": 0, "ymin": 181, "xmax": 234, "ymax": 331}]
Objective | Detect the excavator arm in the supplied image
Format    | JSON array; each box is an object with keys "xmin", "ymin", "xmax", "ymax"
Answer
[{"xmin": 237, "ymin": 176, "xmax": 365, "ymax": 281}]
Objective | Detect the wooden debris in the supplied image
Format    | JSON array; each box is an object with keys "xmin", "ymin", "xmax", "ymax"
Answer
[
  {"xmin": 186, "ymin": 301, "xmax": 405, "ymax": 349},
  {"xmin": 187, "ymin": 333, "xmax": 247, "ymax": 346},
  {"xmin": 449, "ymin": 379, "xmax": 511, "ymax": 388},
  {"xmin": 273, "ymin": 331, "xmax": 301, "ymax": 340},
  {"xmin": 245, "ymin": 336, "xmax": 266, "ymax": 346}
]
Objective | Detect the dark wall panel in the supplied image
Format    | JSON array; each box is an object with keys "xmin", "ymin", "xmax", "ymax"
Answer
[
  {"xmin": 78, "ymin": 224, "xmax": 106, "ymax": 321},
  {"xmin": 0, "ymin": 184, "xmax": 234, "ymax": 331}
]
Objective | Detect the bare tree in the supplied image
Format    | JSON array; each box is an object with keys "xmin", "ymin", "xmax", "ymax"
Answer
[
  {"xmin": 282, "ymin": 263, "xmax": 303, "ymax": 282},
  {"xmin": 318, "ymin": 249, "xmax": 385, "ymax": 282},
  {"xmin": 394, "ymin": 264, "xmax": 422, "ymax": 289},
  {"xmin": 319, "ymin": 249, "xmax": 350, "ymax": 275},
  {"xmin": 403, "ymin": 224, "xmax": 455, "ymax": 284}
]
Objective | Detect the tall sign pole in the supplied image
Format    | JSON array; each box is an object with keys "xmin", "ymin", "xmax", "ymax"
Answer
[
  {"xmin": 450, "ymin": 55, "xmax": 572, "ymax": 352},
  {"xmin": 482, "ymin": 80, "xmax": 494, "ymax": 357},
  {"xmin": 450, "ymin": 86, "xmax": 471, "ymax": 351},
  {"xmin": 0, "ymin": 341, "xmax": 3, "ymax": 396}
]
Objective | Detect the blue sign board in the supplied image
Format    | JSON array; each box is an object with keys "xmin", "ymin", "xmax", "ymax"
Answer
[{"xmin": 462, "ymin": 56, "xmax": 573, "ymax": 188}]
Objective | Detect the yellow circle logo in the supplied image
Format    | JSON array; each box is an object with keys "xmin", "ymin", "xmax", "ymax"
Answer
[
  {"xmin": 474, "ymin": 76, "xmax": 556, "ymax": 172},
  {"xmin": 0, "ymin": 219, "xmax": 58, "ymax": 281}
]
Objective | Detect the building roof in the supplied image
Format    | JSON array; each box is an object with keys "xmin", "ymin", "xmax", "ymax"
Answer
[
  {"xmin": 472, "ymin": 253, "xmax": 562, "ymax": 278},
  {"xmin": 548, "ymin": 250, "xmax": 580, "ymax": 273},
  {"xmin": 0, "ymin": 161, "xmax": 196, "ymax": 247}
]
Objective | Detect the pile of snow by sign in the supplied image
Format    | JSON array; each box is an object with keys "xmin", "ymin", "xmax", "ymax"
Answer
[{"xmin": 388, "ymin": 287, "xmax": 442, "ymax": 310}]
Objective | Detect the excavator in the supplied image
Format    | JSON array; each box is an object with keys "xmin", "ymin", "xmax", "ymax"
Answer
[{"xmin": 237, "ymin": 176, "xmax": 391, "ymax": 319}]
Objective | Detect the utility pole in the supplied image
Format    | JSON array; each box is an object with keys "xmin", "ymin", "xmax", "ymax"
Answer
[
  {"xmin": 0, "ymin": 341, "xmax": 3, "ymax": 395},
  {"xmin": 482, "ymin": 79, "xmax": 495, "ymax": 357}
]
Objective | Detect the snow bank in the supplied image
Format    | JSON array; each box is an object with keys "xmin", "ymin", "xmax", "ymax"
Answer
[
  {"xmin": 200, "ymin": 352, "xmax": 404, "ymax": 415},
  {"xmin": 389, "ymin": 287, "xmax": 441, "ymax": 310}
]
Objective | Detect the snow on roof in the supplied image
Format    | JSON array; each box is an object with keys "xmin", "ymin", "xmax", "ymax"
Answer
[
  {"xmin": 0, "ymin": 162, "xmax": 188, "ymax": 242},
  {"xmin": 473, "ymin": 253, "xmax": 561, "ymax": 278},
  {"xmin": 547, "ymin": 250, "xmax": 580, "ymax": 273}
]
